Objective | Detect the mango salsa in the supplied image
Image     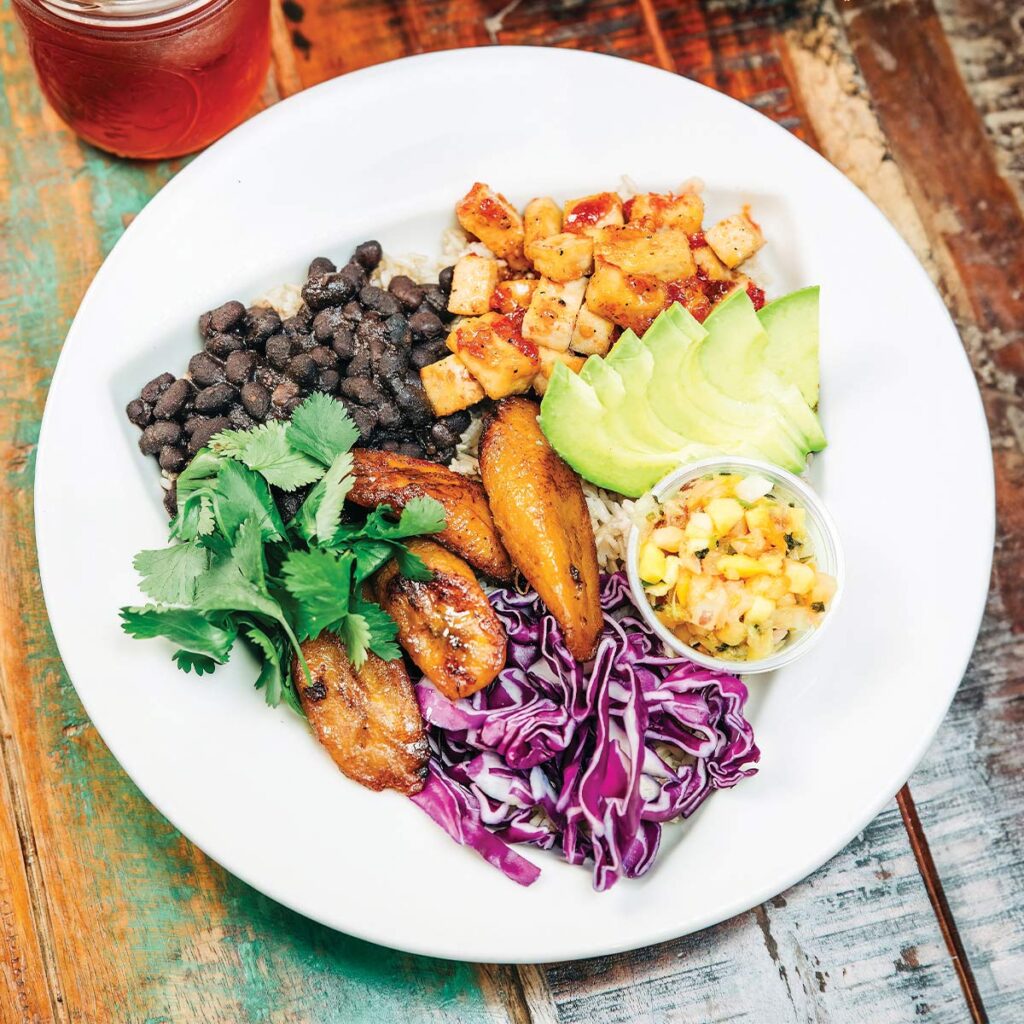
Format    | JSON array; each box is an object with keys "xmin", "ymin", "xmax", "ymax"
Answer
[{"xmin": 638, "ymin": 473, "xmax": 836, "ymax": 662}]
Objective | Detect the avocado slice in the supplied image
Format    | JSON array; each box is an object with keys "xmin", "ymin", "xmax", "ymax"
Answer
[
  {"xmin": 701, "ymin": 290, "xmax": 826, "ymax": 452},
  {"xmin": 758, "ymin": 285, "xmax": 820, "ymax": 407},
  {"xmin": 539, "ymin": 363, "xmax": 691, "ymax": 497},
  {"xmin": 643, "ymin": 305, "xmax": 809, "ymax": 472}
]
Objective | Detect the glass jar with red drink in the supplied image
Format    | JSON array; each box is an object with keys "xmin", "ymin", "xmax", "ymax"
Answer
[{"xmin": 13, "ymin": 0, "xmax": 270, "ymax": 160}]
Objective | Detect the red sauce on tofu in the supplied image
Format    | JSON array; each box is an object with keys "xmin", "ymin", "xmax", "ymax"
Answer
[
  {"xmin": 477, "ymin": 193, "xmax": 513, "ymax": 230},
  {"xmin": 666, "ymin": 279, "xmax": 712, "ymax": 323},
  {"xmin": 688, "ymin": 231, "xmax": 707, "ymax": 249},
  {"xmin": 622, "ymin": 197, "xmax": 636, "ymax": 221},
  {"xmin": 697, "ymin": 269, "xmax": 735, "ymax": 305},
  {"xmin": 564, "ymin": 194, "xmax": 616, "ymax": 234},
  {"xmin": 489, "ymin": 282, "xmax": 532, "ymax": 314},
  {"xmin": 746, "ymin": 281, "xmax": 766, "ymax": 310},
  {"xmin": 492, "ymin": 308, "xmax": 538, "ymax": 363}
]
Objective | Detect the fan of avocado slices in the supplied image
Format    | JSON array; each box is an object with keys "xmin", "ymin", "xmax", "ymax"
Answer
[{"xmin": 539, "ymin": 287, "xmax": 823, "ymax": 497}]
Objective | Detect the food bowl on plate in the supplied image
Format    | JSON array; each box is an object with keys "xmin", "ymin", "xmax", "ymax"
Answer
[{"xmin": 626, "ymin": 456, "xmax": 844, "ymax": 674}]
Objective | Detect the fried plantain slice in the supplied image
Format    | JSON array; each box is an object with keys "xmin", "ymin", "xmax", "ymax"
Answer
[
  {"xmin": 293, "ymin": 633, "xmax": 427, "ymax": 796},
  {"xmin": 349, "ymin": 448, "xmax": 514, "ymax": 582},
  {"xmin": 478, "ymin": 396, "xmax": 602, "ymax": 661},
  {"xmin": 373, "ymin": 539, "xmax": 507, "ymax": 701}
]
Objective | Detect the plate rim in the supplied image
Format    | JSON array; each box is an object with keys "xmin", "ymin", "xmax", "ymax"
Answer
[{"xmin": 34, "ymin": 46, "xmax": 996, "ymax": 963}]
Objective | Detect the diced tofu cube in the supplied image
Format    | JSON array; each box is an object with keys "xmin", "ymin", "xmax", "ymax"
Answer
[
  {"xmin": 445, "ymin": 313, "xmax": 539, "ymax": 399},
  {"xmin": 570, "ymin": 304, "xmax": 615, "ymax": 356},
  {"xmin": 526, "ymin": 232, "xmax": 594, "ymax": 282},
  {"xmin": 420, "ymin": 354, "xmax": 486, "ymax": 416},
  {"xmin": 593, "ymin": 225, "xmax": 695, "ymax": 282},
  {"xmin": 523, "ymin": 197, "xmax": 562, "ymax": 253},
  {"xmin": 626, "ymin": 192, "xmax": 704, "ymax": 233},
  {"xmin": 521, "ymin": 277, "xmax": 588, "ymax": 352},
  {"xmin": 455, "ymin": 182, "xmax": 528, "ymax": 270},
  {"xmin": 705, "ymin": 212, "xmax": 765, "ymax": 268},
  {"xmin": 490, "ymin": 278, "xmax": 538, "ymax": 314},
  {"xmin": 584, "ymin": 259, "xmax": 667, "ymax": 335},
  {"xmin": 562, "ymin": 192, "xmax": 624, "ymax": 238},
  {"xmin": 448, "ymin": 254, "xmax": 499, "ymax": 315},
  {"xmin": 692, "ymin": 243, "xmax": 734, "ymax": 282},
  {"xmin": 533, "ymin": 347, "xmax": 586, "ymax": 395}
]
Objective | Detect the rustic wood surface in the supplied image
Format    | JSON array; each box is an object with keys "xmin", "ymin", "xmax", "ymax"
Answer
[{"xmin": 1, "ymin": 0, "xmax": 1021, "ymax": 1021}]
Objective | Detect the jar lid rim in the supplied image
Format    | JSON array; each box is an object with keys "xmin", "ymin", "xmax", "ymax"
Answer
[{"xmin": 36, "ymin": 0, "xmax": 217, "ymax": 25}]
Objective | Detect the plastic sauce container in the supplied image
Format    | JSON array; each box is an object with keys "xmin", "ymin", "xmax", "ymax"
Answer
[
  {"xmin": 627, "ymin": 457, "xmax": 844, "ymax": 674},
  {"xmin": 13, "ymin": 0, "xmax": 270, "ymax": 159}
]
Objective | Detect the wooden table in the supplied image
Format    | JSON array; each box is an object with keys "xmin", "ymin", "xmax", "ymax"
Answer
[{"xmin": 1, "ymin": 1, "xmax": 1021, "ymax": 1021}]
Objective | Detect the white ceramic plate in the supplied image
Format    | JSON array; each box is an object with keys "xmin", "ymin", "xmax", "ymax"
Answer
[{"xmin": 35, "ymin": 48, "xmax": 994, "ymax": 963}]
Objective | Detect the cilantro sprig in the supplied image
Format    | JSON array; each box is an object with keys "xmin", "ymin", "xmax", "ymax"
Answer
[{"xmin": 120, "ymin": 393, "xmax": 445, "ymax": 713}]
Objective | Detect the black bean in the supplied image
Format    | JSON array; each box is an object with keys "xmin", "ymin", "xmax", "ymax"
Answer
[
  {"xmin": 395, "ymin": 441, "xmax": 425, "ymax": 459},
  {"xmin": 296, "ymin": 333, "xmax": 318, "ymax": 353},
  {"xmin": 356, "ymin": 315, "xmax": 387, "ymax": 347},
  {"xmin": 188, "ymin": 351, "xmax": 225, "ymax": 386},
  {"xmin": 126, "ymin": 398, "xmax": 152, "ymax": 428},
  {"xmin": 272, "ymin": 379, "xmax": 301, "ymax": 409},
  {"xmin": 376, "ymin": 399, "xmax": 402, "ymax": 430},
  {"xmin": 429, "ymin": 420, "xmax": 461, "ymax": 449},
  {"xmin": 340, "ymin": 300, "xmax": 364, "ymax": 324},
  {"xmin": 376, "ymin": 344, "xmax": 408, "ymax": 379},
  {"xmin": 139, "ymin": 420, "xmax": 182, "ymax": 455},
  {"xmin": 286, "ymin": 353, "xmax": 318, "ymax": 387},
  {"xmin": 206, "ymin": 331, "xmax": 245, "ymax": 358},
  {"xmin": 377, "ymin": 438, "xmax": 401, "ymax": 453},
  {"xmin": 283, "ymin": 307, "xmax": 313, "ymax": 332},
  {"xmin": 244, "ymin": 305, "xmax": 281, "ymax": 348},
  {"xmin": 410, "ymin": 339, "xmax": 449, "ymax": 369},
  {"xmin": 225, "ymin": 350, "xmax": 258, "ymax": 385},
  {"xmin": 265, "ymin": 335, "xmax": 294, "ymax": 370},
  {"xmin": 437, "ymin": 266, "xmax": 455, "ymax": 293},
  {"xmin": 331, "ymin": 326, "xmax": 356, "ymax": 361},
  {"xmin": 433, "ymin": 445, "xmax": 456, "ymax": 465},
  {"xmin": 350, "ymin": 405, "xmax": 378, "ymax": 441},
  {"xmin": 140, "ymin": 372, "xmax": 176, "ymax": 403},
  {"xmin": 198, "ymin": 311, "xmax": 214, "ymax": 339},
  {"xmin": 272, "ymin": 485, "xmax": 309, "ymax": 523},
  {"xmin": 408, "ymin": 309, "xmax": 444, "ymax": 338},
  {"xmin": 240, "ymin": 381, "xmax": 272, "ymax": 420},
  {"xmin": 338, "ymin": 262, "xmax": 367, "ymax": 293},
  {"xmin": 440, "ymin": 410, "xmax": 471, "ymax": 436},
  {"xmin": 346, "ymin": 345, "xmax": 372, "ymax": 378},
  {"xmin": 340, "ymin": 376, "xmax": 382, "ymax": 405},
  {"xmin": 208, "ymin": 300, "xmax": 247, "ymax": 333},
  {"xmin": 391, "ymin": 374, "xmax": 432, "ymax": 426},
  {"xmin": 308, "ymin": 256, "xmax": 336, "ymax": 278},
  {"xmin": 158, "ymin": 445, "xmax": 187, "ymax": 473},
  {"xmin": 359, "ymin": 285, "xmax": 401, "ymax": 317},
  {"xmin": 384, "ymin": 313, "xmax": 412, "ymax": 348},
  {"xmin": 388, "ymin": 275, "xmax": 425, "ymax": 312},
  {"xmin": 188, "ymin": 416, "xmax": 231, "ymax": 455},
  {"xmin": 420, "ymin": 285, "xmax": 450, "ymax": 317},
  {"xmin": 353, "ymin": 240, "xmax": 383, "ymax": 271},
  {"xmin": 163, "ymin": 481, "xmax": 178, "ymax": 517},
  {"xmin": 183, "ymin": 414, "xmax": 205, "ymax": 435},
  {"xmin": 194, "ymin": 382, "xmax": 237, "ymax": 414},
  {"xmin": 302, "ymin": 272, "xmax": 354, "ymax": 311},
  {"xmin": 309, "ymin": 345, "xmax": 338, "ymax": 368},
  {"xmin": 228, "ymin": 405, "xmax": 256, "ymax": 430},
  {"xmin": 316, "ymin": 369, "xmax": 341, "ymax": 393},
  {"xmin": 312, "ymin": 307, "xmax": 347, "ymax": 342},
  {"xmin": 153, "ymin": 378, "xmax": 194, "ymax": 420},
  {"xmin": 253, "ymin": 365, "xmax": 281, "ymax": 391}
]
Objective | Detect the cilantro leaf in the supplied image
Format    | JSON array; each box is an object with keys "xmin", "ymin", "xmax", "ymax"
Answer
[
  {"xmin": 356, "ymin": 496, "xmax": 447, "ymax": 541},
  {"xmin": 286, "ymin": 393, "xmax": 359, "ymax": 467},
  {"xmin": 337, "ymin": 610, "xmax": 372, "ymax": 669},
  {"xmin": 354, "ymin": 598, "xmax": 401, "ymax": 662},
  {"xmin": 211, "ymin": 422, "xmax": 324, "ymax": 491},
  {"xmin": 231, "ymin": 517, "xmax": 266, "ymax": 591},
  {"xmin": 133, "ymin": 542, "xmax": 209, "ymax": 605},
  {"xmin": 351, "ymin": 539, "xmax": 397, "ymax": 583},
  {"xmin": 173, "ymin": 650, "xmax": 218, "ymax": 675},
  {"xmin": 171, "ymin": 450, "xmax": 222, "ymax": 541},
  {"xmin": 212, "ymin": 459, "xmax": 285, "ymax": 543},
  {"xmin": 393, "ymin": 546, "xmax": 433, "ymax": 581},
  {"xmin": 291, "ymin": 451, "xmax": 354, "ymax": 544},
  {"xmin": 243, "ymin": 622, "xmax": 289, "ymax": 708},
  {"xmin": 280, "ymin": 548, "xmax": 354, "ymax": 641},
  {"xmin": 120, "ymin": 605, "xmax": 236, "ymax": 662}
]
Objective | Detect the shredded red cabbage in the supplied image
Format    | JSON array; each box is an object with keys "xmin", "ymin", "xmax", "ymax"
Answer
[{"xmin": 411, "ymin": 572, "xmax": 759, "ymax": 890}]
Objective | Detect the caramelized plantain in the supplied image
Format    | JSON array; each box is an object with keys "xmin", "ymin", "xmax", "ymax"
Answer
[
  {"xmin": 478, "ymin": 397, "xmax": 602, "ymax": 661},
  {"xmin": 350, "ymin": 448, "xmax": 514, "ymax": 582},
  {"xmin": 293, "ymin": 633, "xmax": 427, "ymax": 795},
  {"xmin": 373, "ymin": 539, "xmax": 507, "ymax": 701}
]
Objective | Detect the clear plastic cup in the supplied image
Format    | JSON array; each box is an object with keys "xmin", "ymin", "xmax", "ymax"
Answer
[{"xmin": 626, "ymin": 456, "xmax": 844, "ymax": 674}]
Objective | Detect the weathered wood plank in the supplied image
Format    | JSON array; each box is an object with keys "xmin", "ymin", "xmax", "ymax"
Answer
[
  {"xmin": 0, "ymin": 10, "xmax": 498, "ymax": 1022},
  {"xmin": 540, "ymin": 804, "xmax": 972, "ymax": 1023}
]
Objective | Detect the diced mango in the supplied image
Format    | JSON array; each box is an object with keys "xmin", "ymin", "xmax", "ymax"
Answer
[
  {"xmin": 707, "ymin": 497, "xmax": 744, "ymax": 535},
  {"xmin": 685, "ymin": 512, "xmax": 713, "ymax": 538},
  {"xmin": 651, "ymin": 525, "xmax": 685, "ymax": 552},
  {"xmin": 785, "ymin": 559, "xmax": 816, "ymax": 595},
  {"xmin": 674, "ymin": 572, "xmax": 692, "ymax": 605},
  {"xmin": 639, "ymin": 542, "xmax": 667, "ymax": 583},
  {"xmin": 718, "ymin": 554, "xmax": 770, "ymax": 579},
  {"xmin": 717, "ymin": 620, "xmax": 747, "ymax": 647},
  {"xmin": 745, "ymin": 596, "xmax": 775, "ymax": 626},
  {"xmin": 744, "ymin": 506, "xmax": 773, "ymax": 533}
]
